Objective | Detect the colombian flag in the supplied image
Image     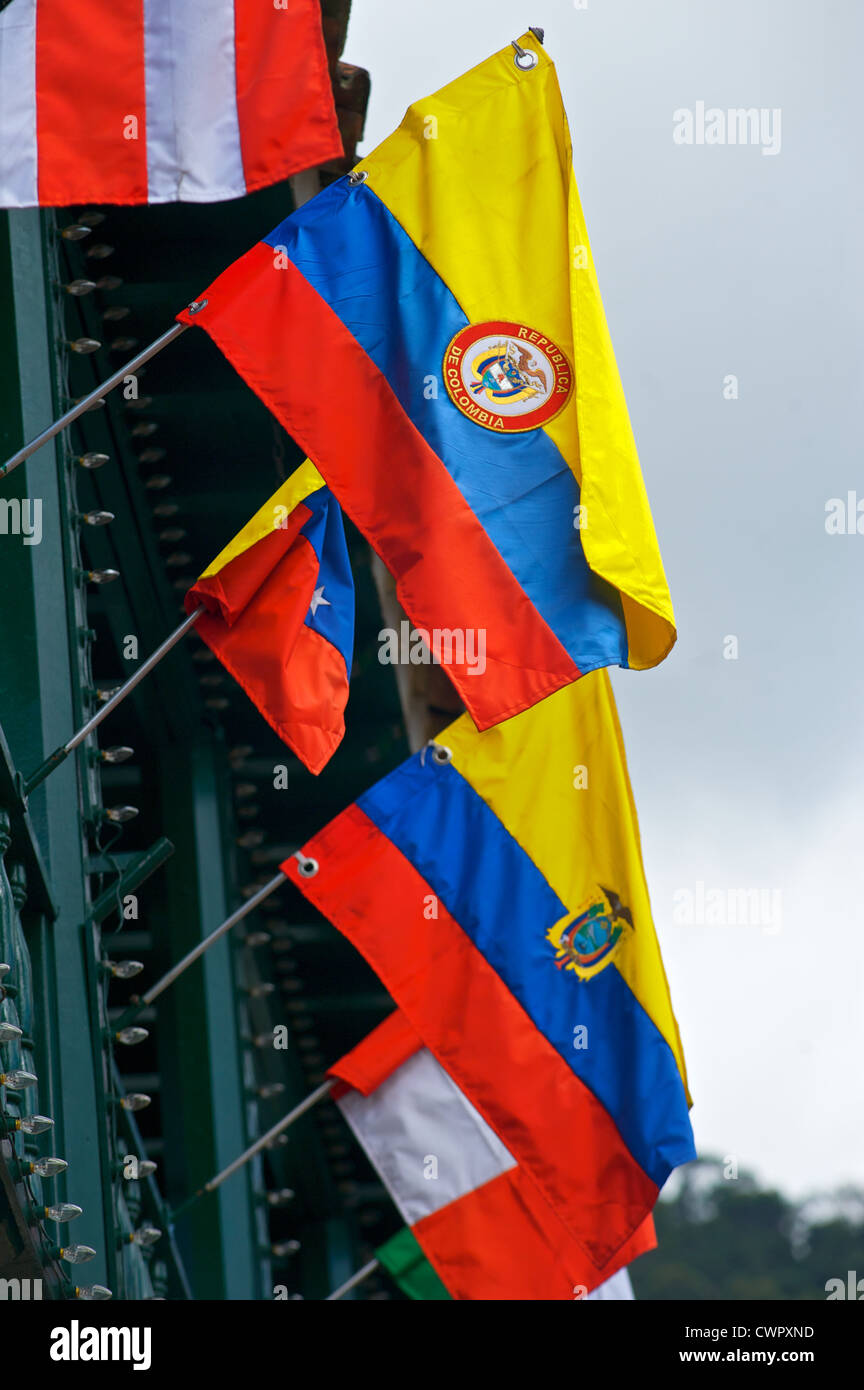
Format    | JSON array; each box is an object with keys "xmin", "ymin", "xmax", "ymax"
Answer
[
  {"xmin": 285, "ymin": 671, "xmax": 695, "ymax": 1275},
  {"xmin": 332, "ymin": 1009, "xmax": 656, "ymax": 1299},
  {"xmin": 186, "ymin": 459, "xmax": 353, "ymax": 774},
  {"xmin": 179, "ymin": 31, "xmax": 675, "ymax": 732}
]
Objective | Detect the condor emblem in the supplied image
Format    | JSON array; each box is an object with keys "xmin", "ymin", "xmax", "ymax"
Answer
[{"xmin": 547, "ymin": 886, "xmax": 634, "ymax": 981}]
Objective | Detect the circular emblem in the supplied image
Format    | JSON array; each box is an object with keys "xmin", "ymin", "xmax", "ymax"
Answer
[{"xmin": 443, "ymin": 320, "xmax": 573, "ymax": 434}]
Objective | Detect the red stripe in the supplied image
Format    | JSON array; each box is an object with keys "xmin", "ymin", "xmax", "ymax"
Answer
[
  {"xmin": 233, "ymin": 0, "xmax": 343, "ymax": 193},
  {"xmin": 188, "ymin": 530, "xmax": 347, "ymax": 774},
  {"xmin": 178, "ymin": 248, "xmax": 580, "ymax": 730},
  {"xmin": 329, "ymin": 1010, "xmax": 422, "ymax": 1096},
  {"xmin": 283, "ymin": 808, "xmax": 658, "ymax": 1272},
  {"xmin": 36, "ymin": 0, "xmax": 148, "ymax": 206},
  {"xmin": 188, "ymin": 504, "xmax": 312, "ymax": 626},
  {"xmin": 416, "ymin": 1168, "xmax": 656, "ymax": 1301}
]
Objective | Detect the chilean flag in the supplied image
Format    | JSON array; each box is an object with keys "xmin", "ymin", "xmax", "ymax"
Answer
[{"xmin": 186, "ymin": 458, "xmax": 353, "ymax": 775}]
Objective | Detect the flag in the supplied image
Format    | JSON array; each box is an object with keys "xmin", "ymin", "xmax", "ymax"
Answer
[
  {"xmin": 284, "ymin": 671, "xmax": 695, "ymax": 1275},
  {"xmin": 376, "ymin": 1229, "xmax": 635, "ymax": 1301},
  {"xmin": 187, "ymin": 458, "xmax": 353, "ymax": 774},
  {"xmin": 177, "ymin": 30, "xmax": 675, "ymax": 732},
  {"xmin": 331, "ymin": 1008, "xmax": 655, "ymax": 1299},
  {"xmin": 0, "ymin": 0, "xmax": 342, "ymax": 207}
]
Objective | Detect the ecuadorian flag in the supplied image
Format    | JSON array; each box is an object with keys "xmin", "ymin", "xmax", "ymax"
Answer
[
  {"xmin": 179, "ymin": 31, "xmax": 675, "ymax": 732},
  {"xmin": 285, "ymin": 671, "xmax": 695, "ymax": 1275},
  {"xmin": 186, "ymin": 459, "xmax": 353, "ymax": 774}
]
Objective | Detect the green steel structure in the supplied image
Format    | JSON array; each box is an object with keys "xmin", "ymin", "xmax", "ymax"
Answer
[{"xmin": 0, "ymin": 6, "xmax": 414, "ymax": 1302}]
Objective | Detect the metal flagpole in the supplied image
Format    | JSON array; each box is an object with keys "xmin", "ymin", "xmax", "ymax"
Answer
[
  {"xmin": 171, "ymin": 1079, "xmax": 334, "ymax": 1220},
  {"xmin": 23, "ymin": 605, "xmax": 205, "ymax": 795},
  {"xmin": 0, "ymin": 320, "xmax": 195, "ymax": 482},
  {"xmin": 140, "ymin": 870, "xmax": 288, "ymax": 1007},
  {"xmin": 326, "ymin": 1259, "xmax": 380, "ymax": 1301}
]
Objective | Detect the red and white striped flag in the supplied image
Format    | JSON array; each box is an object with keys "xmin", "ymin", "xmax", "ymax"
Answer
[
  {"xmin": 330, "ymin": 1011, "xmax": 656, "ymax": 1299},
  {"xmin": 0, "ymin": 0, "xmax": 343, "ymax": 207}
]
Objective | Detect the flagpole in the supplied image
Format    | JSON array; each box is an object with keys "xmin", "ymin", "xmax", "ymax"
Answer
[
  {"xmin": 326, "ymin": 1259, "xmax": 380, "ymax": 1301},
  {"xmin": 171, "ymin": 1079, "xmax": 334, "ymax": 1221},
  {"xmin": 139, "ymin": 870, "xmax": 288, "ymax": 1007},
  {"xmin": 23, "ymin": 605, "xmax": 205, "ymax": 796},
  {"xmin": 0, "ymin": 320, "xmax": 196, "ymax": 483}
]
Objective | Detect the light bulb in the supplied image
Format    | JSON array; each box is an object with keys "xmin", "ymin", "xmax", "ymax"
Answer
[
  {"xmin": 83, "ymin": 568, "xmax": 120, "ymax": 585},
  {"xmin": 29, "ymin": 1157, "xmax": 67, "ymax": 1178},
  {"xmin": 59, "ymin": 1244, "xmax": 96, "ymax": 1265},
  {"xmin": 80, "ymin": 510, "xmax": 114, "ymax": 527},
  {"xmin": 256, "ymin": 1083, "xmax": 285, "ymax": 1100},
  {"xmin": 43, "ymin": 1203, "xmax": 82, "ymax": 1223},
  {"xmin": 271, "ymin": 1240, "xmax": 301, "ymax": 1257},
  {"xmin": 0, "ymin": 1021, "xmax": 22, "ymax": 1042},
  {"xmin": 266, "ymin": 1188, "xmax": 295, "ymax": 1207},
  {"xmin": 60, "ymin": 223, "xmax": 91, "ymax": 241},
  {"xmin": 120, "ymin": 1093, "xmax": 151, "ymax": 1112},
  {"xmin": 68, "ymin": 337, "xmax": 101, "ymax": 355},
  {"xmin": 137, "ymin": 1160, "xmax": 157, "ymax": 1178},
  {"xmin": 100, "ymin": 747, "xmax": 134, "ymax": 765},
  {"xmin": 16, "ymin": 1114, "xmax": 53, "ymax": 1135},
  {"xmin": 130, "ymin": 1225, "xmax": 161, "ymax": 1248},
  {"xmin": 1, "ymin": 1069, "xmax": 37, "ymax": 1089},
  {"xmin": 104, "ymin": 959, "xmax": 143, "ymax": 979},
  {"xmin": 75, "ymin": 1285, "xmax": 112, "ymax": 1300},
  {"xmin": 102, "ymin": 805, "xmax": 138, "ymax": 823},
  {"xmin": 76, "ymin": 452, "xmax": 110, "ymax": 470},
  {"xmin": 114, "ymin": 1027, "xmax": 148, "ymax": 1046},
  {"xmin": 63, "ymin": 278, "xmax": 97, "ymax": 296}
]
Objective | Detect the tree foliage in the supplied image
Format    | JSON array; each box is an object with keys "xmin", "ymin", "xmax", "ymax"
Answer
[{"xmin": 630, "ymin": 1158, "xmax": 864, "ymax": 1300}]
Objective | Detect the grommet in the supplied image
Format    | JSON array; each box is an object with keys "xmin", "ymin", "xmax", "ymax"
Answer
[
  {"xmin": 294, "ymin": 852, "xmax": 319, "ymax": 878},
  {"xmin": 347, "ymin": 169, "xmax": 368, "ymax": 187},
  {"xmin": 421, "ymin": 740, "xmax": 453, "ymax": 767},
  {"xmin": 186, "ymin": 298, "xmax": 209, "ymax": 315},
  {"xmin": 511, "ymin": 40, "xmax": 539, "ymax": 70}
]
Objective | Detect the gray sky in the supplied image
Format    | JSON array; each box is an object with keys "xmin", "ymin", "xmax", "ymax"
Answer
[{"xmin": 345, "ymin": 0, "xmax": 863, "ymax": 1199}]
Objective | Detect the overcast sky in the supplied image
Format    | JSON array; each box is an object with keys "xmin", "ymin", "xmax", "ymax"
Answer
[{"xmin": 344, "ymin": 0, "xmax": 863, "ymax": 1200}]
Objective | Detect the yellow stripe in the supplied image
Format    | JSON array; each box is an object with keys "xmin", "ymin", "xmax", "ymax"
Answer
[
  {"xmin": 356, "ymin": 32, "xmax": 675, "ymax": 667},
  {"xmin": 199, "ymin": 458, "xmax": 324, "ymax": 580},
  {"xmin": 442, "ymin": 672, "xmax": 690, "ymax": 1099}
]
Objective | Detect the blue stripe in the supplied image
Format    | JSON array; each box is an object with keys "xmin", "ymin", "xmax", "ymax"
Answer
[
  {"xmin": 358, "ymin": 755, "xmax": 696, "ymax": 1187},
  {"xmin": 263, "ymin": 181, "xmax": 628, "ymax": 674},
  {"xmin": 299, "ymin": 485, "xmax": 354, "ymax": 676}
]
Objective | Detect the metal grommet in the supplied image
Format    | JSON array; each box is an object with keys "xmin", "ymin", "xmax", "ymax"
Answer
[
  {"xmin": 511, "ymin": 40, "xmax": 539, "ymax": 71},
  {"xmin": 347, "ymin": 169, "xmax": 368, "ymax": 187},
  {"xmin": 295, "ymin": 852, "xmax": 319, "ymax": 878},
  {"xmin": 430, "ymin": 743, "xmax": 453, "ymax": 766},
  {"xmin": 186, "ymin": 298, "xmax": 208, "ymax": 315}
]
